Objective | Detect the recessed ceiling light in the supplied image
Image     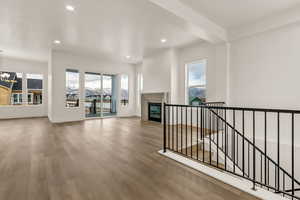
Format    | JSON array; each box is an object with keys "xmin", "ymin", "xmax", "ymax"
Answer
[
  {"xmin": 54, "ymin": 40, "xmax": 61, "ymax": 44},
  {"xmin": 126, "ymin": 56, "xmax": 131, "ymax": 59},
  {"xmin": 66, "ymin": 5, "xmax": 75, "ymax": 12},
  {"xmin": 161, "ymin": 38, "xmax": 167, "ymax": 43}
]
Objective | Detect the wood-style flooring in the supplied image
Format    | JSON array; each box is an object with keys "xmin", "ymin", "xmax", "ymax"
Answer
[{"xmin": 0, "ymin": 117, "xmax": 260, "ymax": 200}]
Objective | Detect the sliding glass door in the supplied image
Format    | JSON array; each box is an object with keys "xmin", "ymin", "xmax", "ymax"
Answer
[{"xmin": 85, "ymin": 73, "xmax": 117, "ymax": 118}]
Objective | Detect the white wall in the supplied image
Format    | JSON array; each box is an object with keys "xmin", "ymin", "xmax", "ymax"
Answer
[
  {"xmin": 142, "ymin": 50, "xmax": 172, "ymax": 94},
  {"xmin": 230, "ymin": 23, "xmax": 300, "ymax": 110},
  {"xmin": 0, "ymin": 57, "xmax": 48, "ymax": 119},
  {"xmin": 227, "ymin": 23, "xmax": 300, "ymax": 181},
  {"xmin": 49, "ymin": 50, "xmax": 136, "ymax": 123}
]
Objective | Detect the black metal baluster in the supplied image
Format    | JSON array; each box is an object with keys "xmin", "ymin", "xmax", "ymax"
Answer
[
  {"xmin": 283, "ymin": 173, "xmax": 285, "ymax": 197},
  {"xmin": 264, "ymin": 112, "xmax": 267, "ymax": 187},
  {"xmin": 209, "ymin": 110, "xmax": 212, "ymax": 165},
  {"xmin": 277, "ymin": 112, "xmax": 280, "ymax": 192},
  {"xmin": 222, "ymin": 109, "xmax": 224, "ymax": 150},
  {"xmin": 217, "ymin": 108, "xmax": 219, "ymax": 167},
  {"xmin": 197, "ymin": 107, "xmax": 199, "ymax": 160},
  {"xmin": 181, "ymin": 106, "xmax": 183, "ymax": 153},
  {"xmin": 236, "ymin": 114, "xmax": 239, "ymax": 168},
  {"xmin": 168, "ymin": 105, "xmax": 170, "ymax": 149},
  {"xmin": 242, "ymin": 110, "xmax": 245, "ymax": 177},
  {"xmin": 163, "ymin": 103, "xmax": 167, "ymax": 153},
  {"xmin": 172, "ymin": 106, "xmax": 174, "ymax": 150},
  {"xmin": 292, "ymin": 113, "xmax": 295, "ymax": 199},
  {"xmin": 252, "ymin": 111, "xmax": 256, "ymax": 190},
  {"xmin": 176, "ymin": 106, "xmax": 178, "ymax": 152},
  {"xmin": 260, "ymin": 154, "xmax": 263, "ymax": 184},
  {"xmin": 186, "ymin": 107, "xmax": 188, "ymax": 155},
  {"xmin": 225, "ymin": 109, "xmax": 227, "ymax": 171},
  {"xmin": 267, "ymin": 160, "xmax": 270, "ymax": 190},
  {"xmin": 233, "ymin": 110, "xmax": 236, "ymax": 173},
  {"xmin": 191, "ymin": 107, "xmax": 193, "ymax": 158},
  {"xmin": 202, "ymin": 107, "xmax": 205, "ymax": 162}
]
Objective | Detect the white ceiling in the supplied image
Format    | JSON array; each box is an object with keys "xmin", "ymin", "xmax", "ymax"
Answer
[
  {"xmin": 1, "ymin": 0, "xmax": 300, "ymax": 63},
  {"xmin": 179, "ymin": 0, "xmax": 300, "ymax": 28},
  {"xmin": 0, "ymin": 0, "xmax": 201, "ymax": 63}
]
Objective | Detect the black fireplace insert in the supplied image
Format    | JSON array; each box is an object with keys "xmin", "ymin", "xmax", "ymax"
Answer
[{"xmin": 148, "ymin": 102, "xmax": 162, "ymax": 122}]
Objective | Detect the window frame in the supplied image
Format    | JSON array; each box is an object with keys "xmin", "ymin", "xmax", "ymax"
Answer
[
  {"xmin": 65, "ymin": 69, "xmax": 80, "ymax": 108},
  {"xmin": 185, "ymin": 59, "xmax": 207, "ymax": 105},
  {"xmin": 120, "ymin": 74, "xmax": 129, "ymax": 106},
  {"xmin": 26, "ymin": 73, "xmax": 44, "ymax": 106},
  {"xmin": 0, "ymin": 71, "xmax": 23, "ymax": 106},
  {"xmin": 11, "ymin": 93, "xmax": 22, "ymax": 105}
]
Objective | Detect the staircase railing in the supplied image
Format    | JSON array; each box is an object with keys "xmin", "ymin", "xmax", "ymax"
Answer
[{"xmin": 163, "ymin": 102, "xmax": 300, "ymax": 199}]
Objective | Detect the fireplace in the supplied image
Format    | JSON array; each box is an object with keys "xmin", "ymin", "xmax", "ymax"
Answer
[{"xmin": 148, "ymin": 103, "xmax": 162, "ymax": 122}]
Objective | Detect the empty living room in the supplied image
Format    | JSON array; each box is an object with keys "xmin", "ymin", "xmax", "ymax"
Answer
[{"xmin": 1, "ymin": 0, "xmax": 300, "ymax": 199}]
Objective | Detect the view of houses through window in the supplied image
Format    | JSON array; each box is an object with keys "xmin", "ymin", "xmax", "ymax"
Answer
[
  {"xmin": 0, "ymin": 71, "xmax": 22, "ymax": 106},
  {"xmin": 27, "ymin": 74, "xmax": 43, "ymax": 105},
  {"xmin": 0, "ymin": 71, "xmax": 44, "ymax": 106},
  {"xmin": 186, "ymin": 60, "xmax": 206, "ymax": 106}
]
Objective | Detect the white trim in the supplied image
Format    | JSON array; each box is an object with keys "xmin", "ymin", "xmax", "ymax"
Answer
[
  {"xmin": 185, "ymin": 59, "xmax": 207, "ymax": 105},
  {"xmin": 159, "ymin": 150, "xmax": 288, "ymax": 200}
]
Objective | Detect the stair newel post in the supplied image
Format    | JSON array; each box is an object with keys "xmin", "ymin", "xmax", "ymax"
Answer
[
  {"xmin": 163, "ymin": 103, "xmax": 167, "ymax": 153},
  {"xmin": 252, "ymin": 111, "xmax": 256, "ymax": 191}
]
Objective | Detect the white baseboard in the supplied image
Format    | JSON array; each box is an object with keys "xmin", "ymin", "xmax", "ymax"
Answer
[{"xmin": 158, "ymin": 150, "xmax": 288, "ymax": 200}]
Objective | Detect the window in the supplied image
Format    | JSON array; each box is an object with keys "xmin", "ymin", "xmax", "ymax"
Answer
[
  {"xmin": 27, "ymin": 74, "xmax": 43, "ymax": 105},
  {"xmin": 120, "ymin": 74, "xmax": 129, "ymax": 106},
  {"xmin": 11, "ymin": 93, "xmax": 22, "ymax": 105},
  {"xmin": 186, "ymin": 60, "xmax": 206, "ymax": 105},
  {"xmin": 66, "ymin": 69, "xmax": 80, "ymax": 107},
  {"xmin": 0, "ymin": 71, "xmax": 23, "ymax": 106},
  {"xmin": 136, "ymin": 72, "xmax": 143, "ymax": 108},
  {"xmin": 28, "ymin": 93, "xmax": 33, "ymax": 104}
]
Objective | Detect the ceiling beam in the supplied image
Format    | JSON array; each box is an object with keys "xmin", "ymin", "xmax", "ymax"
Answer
[{"xmin": 148, "ymin": 0, "xmax": 228, "ymax": 43}]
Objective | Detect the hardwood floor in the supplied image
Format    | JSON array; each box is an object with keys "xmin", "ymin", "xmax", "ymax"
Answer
[{"xmin": 0, "ymin": 117, "xmax": 260, "ymax": 200}]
